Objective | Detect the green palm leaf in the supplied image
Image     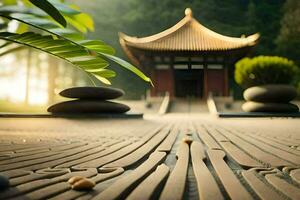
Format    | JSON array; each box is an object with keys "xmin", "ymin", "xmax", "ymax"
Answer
[
  {"xmin": 0, "ymin": 5, "xmax": 152, "ymax": 84},
  {"xmin": 0, "ymin": 13, "xmax": 115, "ymax": 53},
  {"xmin": 0, "ymin": 32, "xmax": 109, "ymax": 79},
  {"xmin": 47, "ymin": 0, "xmax": 81, "ymax": 15},
  {"xmin": 101, "ymin": 53, "xmax": 153, "ymax": 85},
  {"xmin": 28, "ymin": 0, "xmax": 67, "ymax": 27}
]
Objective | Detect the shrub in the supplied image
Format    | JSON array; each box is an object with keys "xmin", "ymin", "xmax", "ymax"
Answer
[{"xmin": 235, "ymin": 56, "xmax": 299, "ymax": 88}]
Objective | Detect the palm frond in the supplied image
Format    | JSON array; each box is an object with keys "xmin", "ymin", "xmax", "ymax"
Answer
[
  {"xmin": 0, "ymin": 4, "xmax": 152, "ymax": 84},
  {"xmin": 0, "ymin": 31, "xmax": 108, "ymax": 76},
  {"xmin": 28, "ymin": 0, "xmax": 66, "ymax": 27},
  {"xmin": 0, "ymin": 13, "xmax": 114, "ymax": 52}
]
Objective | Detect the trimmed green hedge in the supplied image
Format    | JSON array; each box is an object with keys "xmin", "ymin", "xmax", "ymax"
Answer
[{"xmin": 235, "ymin": 56, "xmax": 299, "ymax": 88}]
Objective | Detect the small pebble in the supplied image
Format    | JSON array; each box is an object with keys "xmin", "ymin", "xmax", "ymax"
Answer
[
  {"xmin": 68, "ymin": 176, "xmax": 95, "ymax": 190},
  {"xmin": 68, "ymin": 176, "xmax": 84, "ymax": 185},
  {"xmin": 0, "ymin": 175, "xmax": 10, "ymax": 190},
  {"xmin": 71, "ymin": 178, "xmax": 95, "ymax": 190},
  {"xmin": 182, "ymin": 136, "xmax": 193, "ymax": 145}
]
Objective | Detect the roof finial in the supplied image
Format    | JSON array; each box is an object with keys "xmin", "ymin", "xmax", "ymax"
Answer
[{"xmin": 185, "ymin": 8, "xmax": 193, "ymax": 17}]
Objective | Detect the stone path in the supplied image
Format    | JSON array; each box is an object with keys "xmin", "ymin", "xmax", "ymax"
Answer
[
  {"xmin": 0, "ymin": 114, "xmax": 299, "ymax": 200},
  {"xmin": 168, "ymin": 99, "xmax": 209, "ymax": 113}
]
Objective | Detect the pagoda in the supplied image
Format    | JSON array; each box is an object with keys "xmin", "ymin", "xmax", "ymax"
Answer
[{"xmin": 119, "ymin": 8, "xmax": 259, "ymax": 98}]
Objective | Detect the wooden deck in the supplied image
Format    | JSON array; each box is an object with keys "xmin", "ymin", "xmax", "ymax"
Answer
[{"xmin": 0, "ymin": 114, "xmax": 299, "ymax": 200}]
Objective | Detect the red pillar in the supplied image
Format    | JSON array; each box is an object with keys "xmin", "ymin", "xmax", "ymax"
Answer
[
  {"xmin": 204, "ymin": 65, "xmax": 208, "ymax": 99},
  {"xmin": 224, "ymin": 66, "xmax": 229, "ymax": 96}
]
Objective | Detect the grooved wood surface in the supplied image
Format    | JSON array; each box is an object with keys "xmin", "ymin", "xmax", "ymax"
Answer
[{"xmin": 0, "ymin": 114, "xmax": 299, "ymax": 200}]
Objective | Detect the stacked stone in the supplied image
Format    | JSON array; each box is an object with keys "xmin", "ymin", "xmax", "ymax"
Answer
[
  {"xmin": 242, "ymin": 85, "xmax": 299, "ymax": 113},
  {"xmin": 47, "ymin": 87, "xmax": 130, "ymax": 114}
]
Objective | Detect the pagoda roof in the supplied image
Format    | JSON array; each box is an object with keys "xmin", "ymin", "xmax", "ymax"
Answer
[{"xmin": 119, "ymin": 8, "xmax": 259, "ymax": 52}]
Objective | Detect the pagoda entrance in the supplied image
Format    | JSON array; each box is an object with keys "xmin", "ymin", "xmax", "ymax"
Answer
[{"xmin": 174, "ymin": 69, "xmax": 203, "ymax": 98}]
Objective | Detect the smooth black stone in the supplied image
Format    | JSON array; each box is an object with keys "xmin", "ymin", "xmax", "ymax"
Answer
[
  {"xmin": 244, "ymin": 85, "xmax": 297, "ymax": 103},
  {"xmin": 47, "ymin": 100, "xmax": 130, "ymax": 114},
  {"xmin": 59, "ymin": 87, "xmax": 125, "ymax": 100},
  {"xmin": 0, "ymin": 175, "xmax": 9, "ymax": 190},
  {"xmin": 242, "ymin": 101, "xmax": 299, "ymax": 113}
]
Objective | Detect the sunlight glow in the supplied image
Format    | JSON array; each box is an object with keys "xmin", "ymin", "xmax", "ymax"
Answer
[
  {"xmin": 0, "ymin": 54, "xmax": 26, "ymax": 103},
  {"xmin": 0, "ymin": 52, "xmax": 49, "ymax": 105},
  {"xmin": 0, "ymin": 50, "xmax": 86, "ymax": 109}
]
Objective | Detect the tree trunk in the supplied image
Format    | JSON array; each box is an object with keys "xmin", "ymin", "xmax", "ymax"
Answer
[
  {"xmin": 25, "ymin": 49, "xmax": 32, "ymax": 105},
  {"xmin": 47, "ymin": 56, "xmax": 58, "ymax": 105}
]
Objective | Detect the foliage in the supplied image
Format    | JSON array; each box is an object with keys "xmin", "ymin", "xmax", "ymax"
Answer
[
  {"xmin": 235, "ymin": 56, "xmax": 299, "ymax": 88},
  {"xmin": 69, "ymin": 0, "xmax": 291, "ymax": 98},
  {"xmin": 0, "ymin": 0, "xmax": 151, "ymax": 85},
  {"xmin": 28, "ymin": 0, "xmax": 67, "ymax": 27},
  {"xmin": 276, "ymin": 0, "xmax": 300, "ymax": 64}
]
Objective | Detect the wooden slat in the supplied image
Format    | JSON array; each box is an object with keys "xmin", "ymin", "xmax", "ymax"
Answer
[
  {"xmin": 273, "ymin": 136, "xmax": 300, "ymax": 146},
  {"xmin": 127, "ymin": 164, "xmax": 169, "ymax": 200},
  {"xmin": 242, "ymin": 169, "xmax": 285, "ymax": 200},
  {"xmin": 290, "ymin": 168, "xmax": 300, "ymax": 184},
  {"xmin": 91, "ymin": 151, "xmax": 166, "ymax": 200},
  {"xmin": 219, "ymin": 128, "xmax": 291, "ymax": 167},
  {"xmin": 250, "ymin": 134, "xmax": 300, "ymax": 156},
  {"xmin": 15, "ymin": 142, "xmax": 87, "ymax": 153},
  {"xmin": 159, "ymin": 142, "xmax": 189, "ymax": 200},
  {"xmin": 205, "ymin": 126, "xmax": 229, "ymax": 142},
  {"xmin": 220, "ymin": 141, "xmax": 262, "ymax": 168},
  {"xmin": 25, "ymin": 182, "xmax": 71, "ymax": 199},
  {"xmin": 231, "ymin": 131, "xmax": 300, "ymax": 165},
  {"xmin": 0, "ymin": 143, "xmax": 55, "ymax": 152},
  {"xmin": 50, "ymin": 142, "xmax": 93, "ymax": 152},
  {"xmin": 0, "ymin": 117, "xmax": 299, "ymax": 200},
  {"xmin": 102, "ymin": 128, "xmax": 170, "ymax": 169},
  {"xmin": 0, "ymin": 142, "xmax": 106, "ymax": 171},
  {"xmin": 0, "ymin": 150, "xmax": 61, "ymax": 165},
  {"xmin": 265, "ymin": 173, "xmax": 300, "ymax": 200},
  {"xmin": 55, "ymin": 140, "xmax": 131, "ymax": 168},
  {"xmin": 22, "ymin": 143, "xmax": 109, "ymax": 171},
  {"xmin": 0, "ymin": 169, "xmax": 31, "ymax": 179},
  {"xmin": 74, "ymin": 173, "xmax": 128, "ymax": 200},
  {"xmin": 73, "ymin": 141, "xmax": 145, "ymax": 169},
  {"xmin": 191, "ymin": 141, "xmax": 223, "ymax": 200},
  {"xmin": 49, "ymin": 168, "xmax": 124, "ymax": 200},
  {"xmin": 0, "ymin": 149, "xmax": 51, "ymax": 160},
  {"xmin": 9, "ymin": 168, "xmax": 69, "ymax": 186},
  {"xmin": 207, "ymin": 150, "xmax": 253, "ymax": 200},
  {"xmin": 0, "ymin": 168, "xmax": 97, "ymax": 199},
  {"xmin": 157, "ymin": 127, "xmax": 178, "ymax": 152},
  {"xmin": 74, "ymin": 126, "xmax": 165, "ymax": 169},
  {"xmin": 254, "ymin": 133, "xmax": 299, "ymax": 147},
  {"xmin": 196, "ymin": 125, "xmax": 222, "ymax": 150}
]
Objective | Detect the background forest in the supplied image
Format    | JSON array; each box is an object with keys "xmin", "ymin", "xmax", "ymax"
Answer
[
  {"xmin": 69, "ymin": 0, "xmax": 300, "ymax": 98},
  {"xmin": 0, "ymin": 0, "xmax": 299, "ymax": 112}
]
